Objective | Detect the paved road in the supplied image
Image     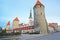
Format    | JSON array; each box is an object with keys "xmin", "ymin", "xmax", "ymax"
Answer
[
  {"xmin": 0, "ymin": 34, "xmax": 44, "ymax": 40},
  {"xmin": 0, "ymin": 32, "xmax": 60, "ymax": 40}
]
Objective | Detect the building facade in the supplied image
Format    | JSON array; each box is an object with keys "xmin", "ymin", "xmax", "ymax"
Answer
[
  {"xmin": 48, "ymin": 23, "xmax": 55, "ymax": 33},
  {"xmin": 58, "ymin": 25, "xmax": 60, "ymax": 32},
  {"xmin": 48, "ymin": 23, "xmax": 58, "ymax": 32}
]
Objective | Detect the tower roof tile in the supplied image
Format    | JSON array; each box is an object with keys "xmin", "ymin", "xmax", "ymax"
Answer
[
  {"xmin": 14, "ymin": 17, "xmax": 19, "ymax": 21},
  {"xmin": 34, "ymin": 0, "xmax": 43, "ymax": 7},
  {"xmin": 7, "ymin": 21, "xmax": 10, "ymax": 25}
]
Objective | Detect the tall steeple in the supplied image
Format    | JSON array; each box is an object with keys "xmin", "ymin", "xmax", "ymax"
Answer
[
  {"xmin": 29, "ymin": 10, "xmax": 32, "ymax": 19},
  {"xmin": 29, "ymin": 10, "xmax": 33, "ymax": 26}
]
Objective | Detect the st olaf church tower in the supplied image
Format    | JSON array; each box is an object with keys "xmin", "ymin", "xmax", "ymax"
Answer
[
  {"xmin": 29, "ymin": 10, "xmax": 33, "ymax": 26},
  {"xmin": 33, "ymin": 0, "xmax": 48, "ymax": 34}
]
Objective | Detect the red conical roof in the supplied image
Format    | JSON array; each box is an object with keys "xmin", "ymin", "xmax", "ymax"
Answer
[
  {"xmin": 34, "ymin": 0, "xmax": 43, "ymax": 7},
  {"xmin": 14, "ymin": 17, "xmax": 19, "ymax": 21},
  {"xmin": 7, "ymin": 21, "xmax": 10, "ymax": 25}
]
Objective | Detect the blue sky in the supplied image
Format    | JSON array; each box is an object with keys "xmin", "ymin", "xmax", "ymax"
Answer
[{"xmin": 0, "ymin": 0, "xmax": 60, "ymax": 28}]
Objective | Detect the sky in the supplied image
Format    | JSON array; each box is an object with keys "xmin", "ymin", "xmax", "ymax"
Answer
[{"xmin": 0, "ymin": 0, "xmax": 60, "ymax": 28}]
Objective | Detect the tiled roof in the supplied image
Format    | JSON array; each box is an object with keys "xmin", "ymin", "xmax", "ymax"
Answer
[
  {"xmin": 7, "ymin": 21, "xmax": 10, "ymax": 25},
  {"xmin": 48, "ymin": 23, "xmax": 57, "ymax": 28},
  {"xmin": 34, "ymin": 0, "xmax": 43, "ymax": 7},
  {"xmin": 14, "ymin": 17, "xmax": 19, "ymax": 21},
  {"xmin": 13, "ymin": 26, "xmax": 34, "ymax": 30}
]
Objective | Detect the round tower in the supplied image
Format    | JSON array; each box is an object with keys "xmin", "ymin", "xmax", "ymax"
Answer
[
  {"xmin": 6, "ymin": 21, "xmax": 10, "ymax": 30},
  {"xmin": 33, "ymin": 0, "xmax": 48, "ymax": 34},
  {"xmin": 12, "ymin": 17, "xmax": 19, "ymax": 29}
]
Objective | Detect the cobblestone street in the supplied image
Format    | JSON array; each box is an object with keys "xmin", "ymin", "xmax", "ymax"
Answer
[{"xmin": 0, "ymin": 32, "xmax": 60, "ymax": 40}]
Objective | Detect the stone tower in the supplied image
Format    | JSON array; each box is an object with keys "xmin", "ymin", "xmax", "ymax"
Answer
[
  {"xmin": 6, "ymin": 21, "xmax": 10, "ymax": 30},
  {"xmin": 33, "ymin": 0, "xmax": 48, "ymax": 34},
  {"xmin": 12, "ymin": 17, "xmax": 19, "ymax": 29},
  {"xmin": 29, "ymin": 10, "xmax": 33, "ymax": 26}
]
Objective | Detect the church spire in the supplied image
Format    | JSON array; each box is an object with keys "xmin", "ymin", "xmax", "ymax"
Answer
[
  {"xmin": 29, "ymin": 9, "xmax": 33, "ymax": 26},
  {"xmin": 29, "ymin": 10, "xmax": 32, "ymax": 18}
]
